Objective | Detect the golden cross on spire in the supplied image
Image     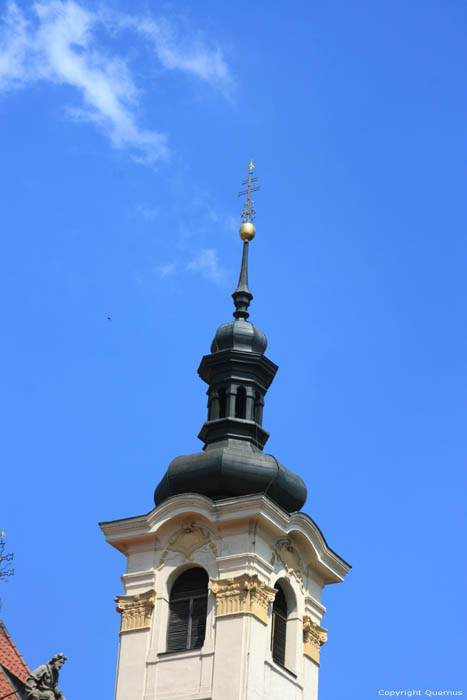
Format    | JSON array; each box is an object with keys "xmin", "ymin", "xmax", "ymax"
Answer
[{"xmin": 238, "ymin": 160, "xmax": 261, "ymax": 224}]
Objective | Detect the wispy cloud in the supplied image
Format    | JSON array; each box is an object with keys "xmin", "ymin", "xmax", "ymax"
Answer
[
  {"xmin": 186, "ymin": 248, "xmax": 223, "ymax": 284},
  {"xmin": 0, "ymin": 1, "xmax": 232, "ymax": 164},
  {"xmin": 114, "ymin": 14, "xmax": 231, "ymax": 93},
  {"xmin": 156, "ymin": 248, "xmax": 224, "ymax": 285},
  {"xmin": 156, "ymin": 263, "xmax": 177, "ymax": 278}
]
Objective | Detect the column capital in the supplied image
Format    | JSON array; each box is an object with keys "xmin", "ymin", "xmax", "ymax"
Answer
[
  {"xmin": 303, "ymin": 616, "xmax": 328, "ymax": 665},
  {"xmin": 115, "ymin": 589, "xmax": 155, "ymax": 633},
  {"xmin": 211, "ymin": 573, "xmax": 276, "ymax": 625}
]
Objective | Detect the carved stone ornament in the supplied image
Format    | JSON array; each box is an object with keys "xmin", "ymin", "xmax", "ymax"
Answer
[
  {"xmin": 303, "ymin": 616, "xmax": 328, "ymax": 665},
  {"xmin": 270, "ymin": 537, "xmax": 304, "ymax": 589},
  {"xmin": 115, "ymin": 590, "xmax": 155, "ymax": 633},
  {"xmin": 158, "ymin": 521, "xmax": 217, "ymax": 568},
  {"xmin": 211, "ymin": 574, "xmax": 276, "ymax": 625}
]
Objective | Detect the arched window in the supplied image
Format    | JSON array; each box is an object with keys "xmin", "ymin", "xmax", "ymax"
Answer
[
  {"xmin": 254, "ymin": 391, "xmax": 262, "ymax": 424},
  {"xmin": 218, "ymin": 387, "xmax": 227, "ymax": 419},
  {"xmin": 271, "ymin": 584, "xmax": 287, "ymax": 666},
  {"xmin": 167, "ymin": 568, "xmax": 208, "ymax": 652},
  {"xmin": 235, "ymin": 386, "xmax": 246, "ymax": 418}
]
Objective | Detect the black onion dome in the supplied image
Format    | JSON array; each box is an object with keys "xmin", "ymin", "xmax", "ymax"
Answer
[
  {"xmin": 154, "ymin": 440, "xmax": 307, "ymax": 513},
  {"xmin": 211, "ymin": 319, "xmax": 267, "ymax": 354}
]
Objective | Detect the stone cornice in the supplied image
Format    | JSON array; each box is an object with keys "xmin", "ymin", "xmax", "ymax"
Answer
[
  {"xmin": 303, "ymin": 616, "xmax": 328, "ymax": 665},
  {"xmin": 215, "ymin": 552, "xmax": 273, "ymax": 580},
  {"xmin": 121, "ymin": 569, "xmax": 156, "ymax": 595},
  {"xmin": 115, "ymin": 590, "xmax": 155, "ymax": 633},
  {"xmin": 100, "ymin": 493, "xmax": 350, "ymax": 584},
  {"xmin": 211, "ymin": 574, "xmax": 276, "ymax": 624},
  {"xmin": 304, "ymin": 595, "xmax": 327, "ymax": 620}
]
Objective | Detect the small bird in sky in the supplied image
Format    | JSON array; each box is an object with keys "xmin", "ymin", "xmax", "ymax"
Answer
[{"xmin": 107, "ymin": 316, "xmax": 111, "ymax": 321}]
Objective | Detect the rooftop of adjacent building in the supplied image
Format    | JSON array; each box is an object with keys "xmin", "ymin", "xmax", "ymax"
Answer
[{"xmin": 0, "ymin": 620, "xmax": 30, "ymax": 700}]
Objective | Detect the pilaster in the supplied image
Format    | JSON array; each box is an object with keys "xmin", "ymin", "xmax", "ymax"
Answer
[
  {"xmin": 114, "ymin": 591, "xmax": 155, "ymax": 700},
  {"xmin": 100, "ymin": 493, "xmax": 350, "ymax": 700}
]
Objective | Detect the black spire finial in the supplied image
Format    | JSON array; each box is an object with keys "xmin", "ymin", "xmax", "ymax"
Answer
[{"xmin": 232, "ymin": 241, "xmax": 253, "ymax": 320}]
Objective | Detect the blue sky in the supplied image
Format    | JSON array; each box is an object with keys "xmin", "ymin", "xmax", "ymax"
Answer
[{"xmin": 1, "ymin": 0, "xmax": 466, "ymax": 698}]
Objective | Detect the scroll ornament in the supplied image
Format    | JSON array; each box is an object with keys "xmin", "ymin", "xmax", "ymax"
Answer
[
  {"xmin": 158, "ymin": 521, "xmax": 217, "ymax": 568},
  {"xmin": 271, "ymin": 537, "xmax": 304, "ymax": 589}
]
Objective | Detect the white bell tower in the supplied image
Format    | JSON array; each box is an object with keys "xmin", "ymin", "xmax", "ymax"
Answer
[
  {"xmin": 100, "ymin": 163, "xmax": 350, "ymax": 700},
  {"xmin": 101, "ymin": 493, "xmax": 349, "ymax": 700}
]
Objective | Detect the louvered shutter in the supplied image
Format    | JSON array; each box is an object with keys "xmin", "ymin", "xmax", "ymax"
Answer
[
  {"xmin": 272, "ymin": 612, "xmax": 287, "ymax": 665},
  {"xmin": 171, "ymin": 568, "xmax": 209, "ymax": 599},
  {"xmin": 167, "ymin": 599, "xmax": 190, "ymax": 652},
  {"xmin": 166, "ymin": 568, "xmax": 209, "ymax": 652},
  {"xmin": 271, "ymin": 585, "xmax": 287, "ymax": 666},
  {"xmin": 190, "ymin": 596, "xmax": 208, "ymax": 649}
]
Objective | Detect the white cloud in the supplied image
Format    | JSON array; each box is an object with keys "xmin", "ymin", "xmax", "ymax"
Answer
[
  {"xmin": 157, "ymin": 263, "xmax": 177, "ymax": 278},
  {"xmin": 0, "ymin": 1, "xmax": 232, "ymax": 164},
  {"xmin": 0, "ymin": 3, "xmax": 31, "ymax": 89},
  {"xmin": 186, "ymin": 249, "xmax": 223, "ymax": 284},
  {"xmin": 128, "ymin": 16, "xmax": 232, "ymax": 92}
]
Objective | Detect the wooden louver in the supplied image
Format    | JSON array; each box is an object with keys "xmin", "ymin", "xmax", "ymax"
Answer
[
  {"xmin": 167, "ymin": 568, "xmax": 208, "ymax": 652},
  {"xmin": 271, "ymin": 585, "xmax": 287, "ymax": 666}
]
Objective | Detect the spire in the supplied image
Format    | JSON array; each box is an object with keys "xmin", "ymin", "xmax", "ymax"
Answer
[
  {"xmin": 233, "ymin": 161, "xmax": 261, "ymax": 321},
  {"xmin": 153, "ymin": 161, "xmax": 307, "ymax": 513},
  {"xmin": 232, "ymin": 242, "xmax": 252, "ymax": 320}
]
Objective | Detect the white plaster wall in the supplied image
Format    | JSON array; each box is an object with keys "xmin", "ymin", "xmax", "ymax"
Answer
[
  {"xmin": 264, "ymin": 661, "xmax": 303, "ymax": 700},
  {"xmin": 243, "ymin": 616, "xmax": 269, "ymax": 700},
  {"xmin": 115, "ymin": 630, "xmax": 150, "ymax": 700},
  {"xmin": 145, "ymin": 649, "xmax": 214, "ymax": 700},
  {"xmin": 102, "ymin": 495, "xmax": 348, "ymax": 700},
  {"xmin": 302, "ymin": 657, "xmax": 320, "ymax": 700},
  {"xmin": 212, "ymin": 615, "xmax": 247, "ymax": 699}
]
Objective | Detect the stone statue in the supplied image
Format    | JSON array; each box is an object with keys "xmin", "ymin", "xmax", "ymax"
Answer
[{"xmin": 24, "ymin": 653, "xmax": 67, "ymax": 700}]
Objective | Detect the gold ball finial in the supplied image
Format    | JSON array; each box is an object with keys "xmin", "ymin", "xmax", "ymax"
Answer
[{"xmin": 239, "ymin": 221, "xmax": 256, "ymax": 241}]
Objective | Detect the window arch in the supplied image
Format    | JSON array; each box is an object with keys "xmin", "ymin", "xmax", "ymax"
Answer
[
  {"xmin": 167, "ymin": 568, "xmax": 208, "ymax": 652},
  {"xmin": 271, "ymin": 584, "xmax": 287, "ymax": 666},
  {"xmin": 235, "ymin": 386, "xmax": 246, "ymax": 418}
]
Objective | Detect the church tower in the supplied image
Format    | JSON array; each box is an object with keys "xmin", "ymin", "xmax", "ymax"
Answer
[{"xmin": 100, "ymin": 163, "xmax": 350, "ymax": 700}]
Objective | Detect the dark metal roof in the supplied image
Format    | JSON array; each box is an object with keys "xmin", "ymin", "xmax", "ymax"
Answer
[
  {"xmin": 153, "ymin": 237, "xmax": 308, "ymax": 514},
  {"xmin": 154, "ymin": 439, "xmax": 307, "ymax": 513}
]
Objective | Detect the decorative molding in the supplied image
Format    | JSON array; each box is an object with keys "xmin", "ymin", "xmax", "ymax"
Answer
[
  {"xmin": 271, "ymin": 537, "xmax": 304, "ymax": 589},
  {"xmin": 215, "ymin": 553, "xmax": 273, "ymax": 580},
  {"xmin": 121, "ymin": 569, "xmax": 156, "ymax": 595},
  {"xmin": 303, "ymin": 616, "xmax": 327, "ymax": 665},
  {"xmin": 304, "ymin": 595, "xmax": 326, "ymax": 620},
  {"xmin": 211, "ymin": 574, "xmax": 276, "ymax": 624},
  {"xmin": 115, "ymin": 590, "xmax": 155, "ymax": 632},
  {"xmin": 158, "ymin": 521, "xmax": 217, "ymax": 568},
  {"xmin": 101, "ymin": 494, "xmax": 351, "ymax": 585}
]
